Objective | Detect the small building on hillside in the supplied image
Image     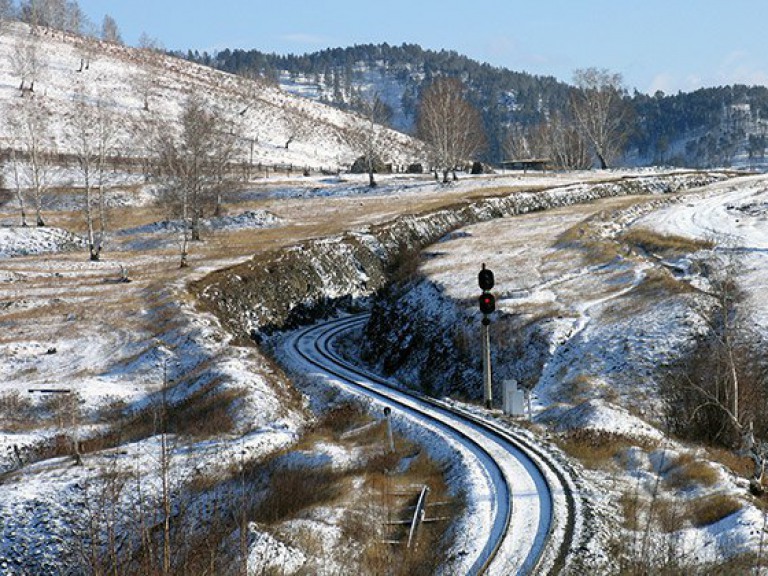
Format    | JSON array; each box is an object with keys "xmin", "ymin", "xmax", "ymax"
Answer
[{"xmin": 499, "ymin": 158, "xmax": 550, "ymax": 173}]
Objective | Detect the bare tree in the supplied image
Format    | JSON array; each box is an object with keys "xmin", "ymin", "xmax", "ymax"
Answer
[
  {"xmin": 504, "ymin": 122, "xmax": 548, "ymax": 161},
  {"xmin": 210, "ymin": 121, "xmax": 239, "ymax": 216},
  {"xmin": 0, "ymin": 0, "xmax": 16, "ymax": 22},
  {"xmin": 570, "ymin": 67, "xmax": 631, "ymax": 169},
  {"xmin": 66, "ymin": 84, "xmax": 123, "ymax": 260},
  {"xmin": 8, "ymin": 94, "xmax": 54, "ymax": 226},
  {"xmin": 282, "ymin": 103, "xmax": 313, "ymax": 150},
  {"xmin": 8, "ymin": 33, "xmax": 44, "ymax": 93},
  {"xmin": 235, "ymin": 78, "xmax": 262, "ymax": 181},
  {"xmin": 8, "ymin": 149, "xmax": 29, "ymax": 226},
  {"xmin": 133, "ymin": 37, "xmax": 163, "ymax": 113},
  {"xmin": 17, "ymin": 0, "xmax": 88, "ymax": 32},
  {"xmin": 154, "ymin": 96, "xmax": 235, "ymax": 266},
  {"xmin": 101, "ymin": 13, "xmax": 122, "ymax": 44},
  {"xmin": 662, "ymin": 244, "xmax": 768, "ymax": 480},
  {"xmin": 416, "ymin": 77, "xmax": 487, "ymax": 182},
  {"xmin": 75, "ymin": 459, "xmax": 132, "ymax": 576},
  {"xmin": 138, "ymin": 31, "xmax": 163, "ymax": 53},
  {"xmin": 544, "ymin": 112, "xmax": 592, "ymax": 170},
  {"xmin": 342, "ymin": 93, "xmax": 391, "ymax": 187},
  {"xmin": 63, "ymin": 0, "xmax": 88, "ymax": 34}
]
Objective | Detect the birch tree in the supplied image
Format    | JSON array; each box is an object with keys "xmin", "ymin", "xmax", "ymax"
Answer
[
  {"xmin": 66, "ymin": 85, "xmax": 123, "ymax": 260},
  {"xmin": 154, "ymin": 96, "xmax": 236, "ymax": 266},
  {"xmin": 101, "ymin": 14, "xmax": 122, "ymax": 44},
  {"xmin": 134, "ymin": 33, "xmax": 163, "ymax": 112},
  {"xmin": 8, "ymin": 95, "xmax": 53, "ymax": 226},
  {"xmin": 539, "ymin": 112, "xmax": 592, "ymax": 170},
  {"xmin": 416, "ymin": 77, "xmax": 487, "ymax": 182},
  {"xmin": 342, "ymin": 93, "xmax": 390, "ymax": 187},
  {"xmin": 0, "ymin": 0, "xmax": 16, "ymax": 23},
  {"xmin": 570, "ymin": 68, "xmax": 631, "ymax": 169},
  {"xmin": 8, "ymin": 33, "xmax": 44, "ymax": 93},
  {"xmin": 8, "ymin": 149, "xmax": 29, "ymax": 226}
]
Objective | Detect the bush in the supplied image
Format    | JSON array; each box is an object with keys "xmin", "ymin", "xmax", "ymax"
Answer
[
  {"xmin": 255, "ymin": 466, "xmax": 343, "ymax": 524},
  {"xmin": 350, "ymin": 155, "xmax": 386, "ymax": 174},
  {"xmin": 556, "ymin": 429, "xmax": 656, "ymax": 469},
  {"xmin": 621, "ymin": 228, "xmax": 715, "ymax": 255},
  {"xmin": 661, "ymin": 335, "xmax": 767, "ymax": 448},
  {"xmin": 689, "ymin": 494, "xmax": 742, "ymax": 527}
]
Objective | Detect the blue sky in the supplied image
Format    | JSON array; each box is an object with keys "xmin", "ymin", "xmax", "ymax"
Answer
[{"xmin": 77, "ymin": 0, "xmax": 768, "ymax": 95}]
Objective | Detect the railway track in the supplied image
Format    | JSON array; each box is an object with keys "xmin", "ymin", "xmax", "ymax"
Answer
[{"xmin": 284, "ymin": 314, "xmax": 584, "ymax": 575}]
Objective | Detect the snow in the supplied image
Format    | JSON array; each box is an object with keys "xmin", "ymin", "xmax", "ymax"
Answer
[
  {"xmin": 540, "ymin": 399, "xmax": 665, "ymax": 442},
  {"xmin": 635, "ymin": 175, "xmax": 768, "ymax": 332},
  {"xmin": 247, "ymin": 524, "xmax": 307, "ymax": 575},
  {"xmin": 0, "ymin": 16, "xmax": 765, "ymax": 570},
  {"xmin": 0, "ymin": 225, "xmax": 85, "ymax": 258},
  {"xmin": 332, "ymin": 171, "xmax": 764, "ymax": 570}
]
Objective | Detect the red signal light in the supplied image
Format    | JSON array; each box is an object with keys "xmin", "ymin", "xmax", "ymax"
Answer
[{"xmin": 479, "ymin": 292, "xmax": 495, "ymax": 315}]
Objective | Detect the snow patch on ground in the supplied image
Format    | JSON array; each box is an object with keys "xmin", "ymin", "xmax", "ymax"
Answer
[
  {"xmin": 0, "ymin": 226, "xmax": 85, "ymax": 258},
  {"xmin": 247, "ymin": 524, "xmax": 307, "ymax": 575},
  {"xmin": 540, "ymin": 399, "xmax": 664, "ymax": 442}
]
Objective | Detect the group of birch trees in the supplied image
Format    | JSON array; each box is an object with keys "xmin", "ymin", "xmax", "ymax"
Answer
[
  {"xmin": 3, "ymin": 15, "xmax": 241, "ymax": 266},
  {"xmin": 505, "ymin": 67, "xmax": 631, "ymax": 170}
]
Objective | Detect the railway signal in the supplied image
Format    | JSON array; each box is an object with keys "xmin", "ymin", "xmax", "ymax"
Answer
[
  {"xmin": 479, "ymin": 292, "xmax": 495, "ymax": 315},
  {"xmin": 478, "ymin": 263, "xmax": 495, "ymax": 291},
  {"xmin": 478, "ymin": 263, "xmax": 495, "ymax": 409}
]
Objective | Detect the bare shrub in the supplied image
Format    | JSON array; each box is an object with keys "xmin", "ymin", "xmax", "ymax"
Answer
[
  {"xmin": 663, "ymin": 454, "xmax": 719, "ymax": 491},
  {"xmin": 621, "ymin": 228, "xmax": 715, "ymax": 255},
  {"xmin": 619, "ymin": 491, "xmax": 642, "ymax": 531},
  {"xmin": 386, "ymin": 241, "xmax": 423, "ymax": 283},
  {"xmin": 689, "ymin": 494, "xmax": 742, "ymax": 527},
  {"xmin": 0, "ymin": 391, "xmax": 36, "ymax": 430},
  {"xmin": 315, "ymin": 401, "xmax": 369, "ymax": 437},
  {"xmin": 255, "ymin": 466, "xmax": 344, "ymax": 524},
  {"xmin": 556, "ymin": 429, "xmax": 657, "ymax": 469},
  {"xmin": 364, "ymin": 450, "xmax": 402, "ymax": 475},
  {"xmin": 661, "ymin": 335, "xmax": 767, "ymax": 448},
  {"xmin": 653, "ymin": 497, "xmax": 686, "ymax": 533},
  {"xmin": 167, "ymin": 384, "xmax": 246, "ymax": 438}
]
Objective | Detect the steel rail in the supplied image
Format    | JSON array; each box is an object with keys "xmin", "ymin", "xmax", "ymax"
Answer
[{"xmin": 286, "ymin": 314, "xmax": 579, "ymax": 574}]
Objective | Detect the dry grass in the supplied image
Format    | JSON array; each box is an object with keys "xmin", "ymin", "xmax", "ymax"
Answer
[
  {"xmin": 634, "ymin": 267, "xmax": 695, "ymax": 298},
  {"xmin": 562, "ymin": 374, "xmax": 597, "ymax": 403},
  {"xmin": 255, "ymin": 466, "xmax": 346, "ymax": 524},
  {"xmin": 168, "ymin": 384, "xmax": 246, "ymax": 438},
  {"xmin": 689, "ymin": 493, "xmax": 742, "ymax": 527},
  {"xmin": 557, "ymin": 429, "xmax": 634, "ymax": 469},
  {"xmin": 706, "ymin": 447, "xmax": 753, "ymax": 478},
  {"xmin": 663, "ymin": 453, "xmax": 720, "ymax": 491},
  {"xmin": 621, "ymin": 228, "xmax": 715, "ymax": 255},
  {"xmin": 556, "ymin": 429, "xmax": 657, "ymax": 469}
]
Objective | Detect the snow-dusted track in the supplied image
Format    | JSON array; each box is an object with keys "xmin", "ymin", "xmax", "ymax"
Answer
[{"xmin": 284, "ymin": 314, "xmax": 582, "ymax": 575}]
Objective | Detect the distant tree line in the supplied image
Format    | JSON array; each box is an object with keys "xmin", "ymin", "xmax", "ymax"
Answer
[
  {"xmin": 0, "ymin": 0, "xmax": 123, "ymax": 44},
  {"xmin": 179, "ymin": 43, "xmax": 768, "ymax": 169}
]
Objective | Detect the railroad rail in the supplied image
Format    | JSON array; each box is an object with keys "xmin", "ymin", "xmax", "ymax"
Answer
[{"xmin": 284, "ymin": 314, "xmax": 584, "ymax": 574}]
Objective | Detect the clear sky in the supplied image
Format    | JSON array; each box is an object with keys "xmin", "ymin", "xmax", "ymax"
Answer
[{"xmin": 77, "ymin": 0, "xmax": 768, "ymax": 95}]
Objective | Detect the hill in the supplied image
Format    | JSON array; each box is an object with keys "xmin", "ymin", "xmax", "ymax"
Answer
[
  {"xmin": 0, "ymin": 23, "xmax": 421, "ymax": 176},
  {"xmin": 187, "ymin": 43, "xmax": 768, "ymax": 169}
]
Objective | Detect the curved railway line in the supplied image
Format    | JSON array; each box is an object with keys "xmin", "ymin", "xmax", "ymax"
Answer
[{"xmin": 284, "ymin": 314, "xmax": 586, "ymax": 575}]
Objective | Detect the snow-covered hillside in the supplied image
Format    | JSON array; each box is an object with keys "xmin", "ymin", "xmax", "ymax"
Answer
[
  {"xmin": 0, "ymin": 22, "xmax": 420, "ymax": 171},
  {"xmin": 358, "ymin": 173, "xmax": 768, "ymax": 572}
]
